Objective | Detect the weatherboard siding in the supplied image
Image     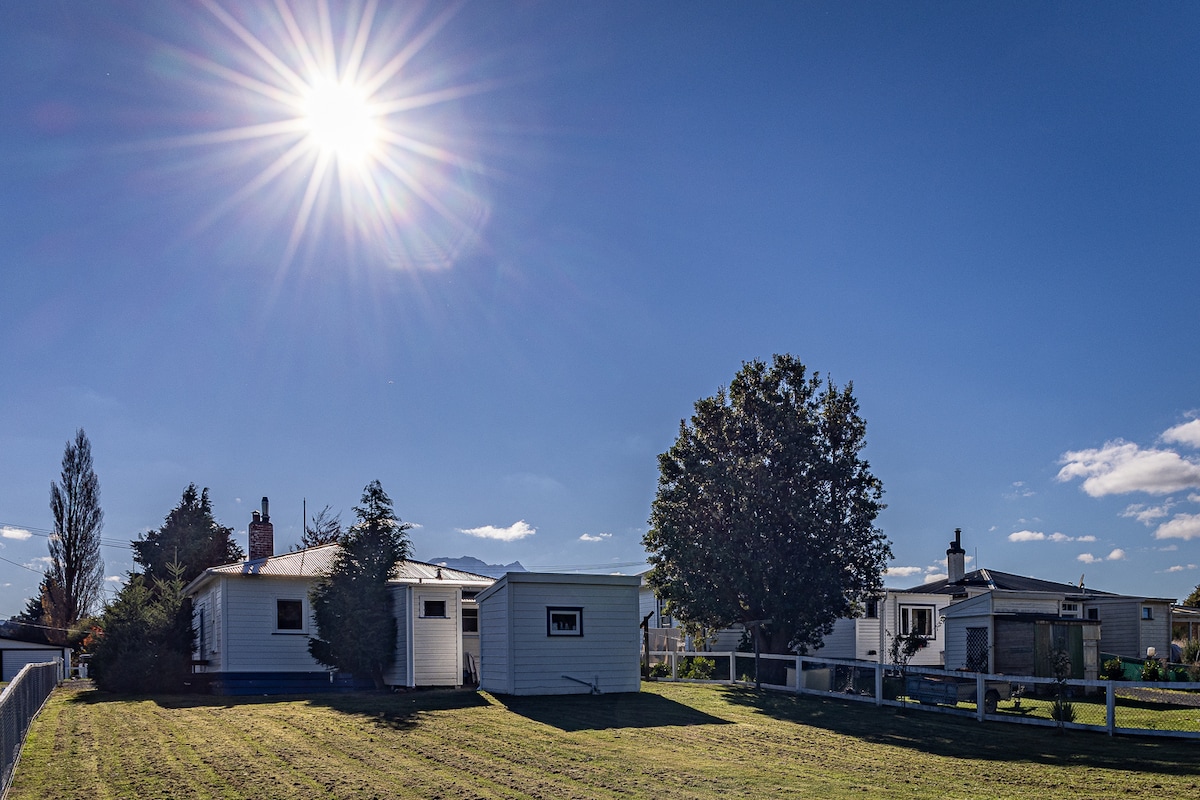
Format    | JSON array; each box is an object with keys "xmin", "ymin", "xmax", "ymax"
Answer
[
  {"xmin": 222, "ymin": 577, "xmax": 322, "ymax": 673},
  {"xmin": 478, "ymin": 583, "xmax": 510, "ymax": 693},
  {"xmin": 509, "ymin": 582, "xmax": 639, "ymax": 695},
  {"xmin": 411, "ymin": 586, "xmax": 462, "ymax": 686}
]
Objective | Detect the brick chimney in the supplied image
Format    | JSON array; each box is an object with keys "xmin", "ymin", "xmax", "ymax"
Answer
[
  {"xmin": 947, "ymin": 527, "xmax": 966, "ymax": 584},
  {"xmin": 248, "ymin": 496, "xmax": 274, "ymax": 561}
]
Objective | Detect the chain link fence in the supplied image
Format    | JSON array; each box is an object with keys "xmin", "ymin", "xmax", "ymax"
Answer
[
  {"xmin": 0, "ymin": 660, "xmax": 63, "ymax": 797},
  {"xmin": 647, "ymin": 651, "xmax": 1200, "ymax": 739}
]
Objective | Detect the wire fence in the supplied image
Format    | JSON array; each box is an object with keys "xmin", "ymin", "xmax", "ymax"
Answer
[
  {"xmin": 0, "ymin": 660, "xmax": 63, "ymax": 798},
  {"xmin": 647, "ymin": 651, "xmax": 1200, "ymax": 739}
]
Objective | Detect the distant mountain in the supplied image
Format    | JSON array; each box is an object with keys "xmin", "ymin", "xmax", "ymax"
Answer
[{"xmin": 427, "ymin": 556, "xmax": 527, "ymax": 579}]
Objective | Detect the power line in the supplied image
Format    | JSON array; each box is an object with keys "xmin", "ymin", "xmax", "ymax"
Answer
[{"xmin": 0, "ymin": 520, "xmax": 132, "ymax": 550}]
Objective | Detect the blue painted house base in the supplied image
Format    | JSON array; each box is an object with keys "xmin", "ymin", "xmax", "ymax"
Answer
[{"xmin": 197, "ymin": 671, "xmax": 374, "ymax": 695}]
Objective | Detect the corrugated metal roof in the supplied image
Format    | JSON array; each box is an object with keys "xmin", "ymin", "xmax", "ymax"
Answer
[
  {"xmin": 190, "ymin": 544, "xmax": 495, "ymax": 589},
  {"xmin": 897, "ymin": 568, "xmax": 1118, "ymax": 597}
]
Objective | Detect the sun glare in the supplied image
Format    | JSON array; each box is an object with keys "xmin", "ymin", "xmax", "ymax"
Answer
[
  {"xmin": 302, "ymin": 80, "xmax": 378, "ymax": 164},
  {"xmin": 153, "ymin": 1, "xmax": 493, "ymax": 270}
]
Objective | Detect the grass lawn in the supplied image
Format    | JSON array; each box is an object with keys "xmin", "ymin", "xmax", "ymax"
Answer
[{"xmin": 10, "ymin": 681, "xmax": 1200, "ymax": 800}]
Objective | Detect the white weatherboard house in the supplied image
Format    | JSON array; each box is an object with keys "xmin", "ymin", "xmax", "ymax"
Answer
[
  {"xmin": 477, "ymin": 572, "xmax": 641, "ymax": 695},
  {"xmin": 184, "ymin": 513, "xmax": 493, "ymax": 695}
]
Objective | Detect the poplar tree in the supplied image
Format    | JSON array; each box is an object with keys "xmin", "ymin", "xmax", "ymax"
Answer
[{"xmin": 46, "ymin": 428, "xmax": 105, "ymax": 635}]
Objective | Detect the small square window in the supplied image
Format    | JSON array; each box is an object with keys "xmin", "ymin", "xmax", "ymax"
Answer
[
  {"xmin": 1087, "ymin": 608, "xmax": 1100, "ymax": 620},
  {"xmin": 276, "ymin": 599, "xmax": 304, "ymax": 631},
  {"xmin": 461, "ymin": 607, "xmax": 479, "ymax": 633},
  {"xmin": 1141, "ymin": 606, "xmax": 1154, "ymax": 620},
  {"xmin": 547, "ymin": 607, "xmax": 583, "ymax": 637},
  {"xmin": 423, "ymin": 600, "xmax": 448, "ymax": 618}
]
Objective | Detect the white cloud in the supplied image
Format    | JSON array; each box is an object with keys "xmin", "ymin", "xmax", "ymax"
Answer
[
  {"xmin": 1009, "ymin": 530, "xmax": 1045, "ymax": 542},
  {"xmin": 1077, "ymin": 553, "xmax": 1100, "ymax": 564},
  {"xmin": 28, "ymin": 556, "xmax": 53, "ymax": 568},
  {"xmin": 1058, "ymin": 440, "xmax": 1200, "ymax": 497},
  {"xmin": 1006, "ymin": 481, "xmax": 1035, "ymax": 499},
  {"xmin": 1122, "ymin": 502, "xmax": 1175, "ymax": 526},
  {"xmin": 458, "ymin": 520, "xmax": 536, "ymax": 542},
  {"xmin": 1, "ymin": 526, "xmax": 33, "ymax": 541},
  {"xmin": 1165, "ymin": 564, "xmax": 1197, "ymax": 573},
  {"xmin": 1107, "ymin": 548, "xmax": 1126, "ymax": 561},
  {"xmin": 1154, "ymin": 513, "xmax": 1200, "ymax": 541},
  {"xmin": 886, "ymin": 566, "xmax": 925, "ymax": 578},
  {"xmin": 105, "ymin": 575, "xmax": 124, "ymax": 583},
  {"xmin": 924, "ymin": 572, "xmax": 949, "ymax": 583},
  {"xmin": 579, "ymin": 532, "xmax": 612, "ymax": 543},
  {"xmin": 1076, "ymin": 535, "xmax": 1097, "ymax": 542},
  {"xmin": 1160, "ymin": 544, "xmax": 1179, "ymax": 551},
  {"xmin": 1163, "ymin": 419, "xmax": 1200, "ymax": 448}
]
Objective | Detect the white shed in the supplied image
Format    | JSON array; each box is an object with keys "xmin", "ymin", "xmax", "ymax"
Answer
[
  {"xmin": 0, "ymin": 636, "xmax": 69, "ymax": 681},
  {"xmin": 476, "ymin": 572, "xmax": 641, "ymax": 696}
]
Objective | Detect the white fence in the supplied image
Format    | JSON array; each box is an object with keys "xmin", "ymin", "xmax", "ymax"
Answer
[
  {"xmin": 648, "ymin": 650, "xmax": 1200, "ymax": 739},
  {"xmin": 0, "ymin": 660, "xmax": 63, "ymax": 798}
]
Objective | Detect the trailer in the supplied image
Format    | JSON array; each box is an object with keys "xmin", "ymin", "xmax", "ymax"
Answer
[{"xmin": 904, "ymin": 674, "xmax": 1015, "ymax": 713}]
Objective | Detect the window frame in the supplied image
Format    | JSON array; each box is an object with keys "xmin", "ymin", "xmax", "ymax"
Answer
[
  {"xmin": 900, "ymin": 604, "xmax": 935, "ymax": 638},
  {"xmin": 547, "ymin": 606, "xmax": 584, "ymax": 637},
  {"xmin": 275, "ymin": 598, "xmax": 306, "ymax": 633},
  {"xmin": 461, "ymin": 606, "xmax": 479, "ymax": 633},
  {"xmin": 1141, "ymin": 606, "xmax": 1154, "ymax": 621},
  {"xmin": 421, "ymin": 599, "xmax": 449, "ymax": 619}
]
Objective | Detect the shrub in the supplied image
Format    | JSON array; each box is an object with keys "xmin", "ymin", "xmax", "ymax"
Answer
[
  {"xmin": 1051, "ymin": 696, "xmax": 1076, "ymax": 724},
  {"xmin": 647, "ymin": 661, "xmax": 670, "ymax": 679},
  {"xmin": 679, "ymin": 656, "xmax": 715, "ymax": 680},
  {"xmin": 1101, "ymin": 657, "xmax": 1124, "ymax": 680},
  {"xmin": 1181, "ymin": 638, "xmax": 1200, "ymax": 666},
  {"xmin": 1141, "ymin": 657, "xmax": 1163, "ymax": 682}
]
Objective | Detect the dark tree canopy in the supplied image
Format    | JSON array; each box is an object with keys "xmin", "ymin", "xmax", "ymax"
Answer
[
  {"xmin": 132, "ymin": 484, "xmax": 243, "ymax": 586},
  {"xmin": 308, "ymin": 480, "xmax": 412, "ymax": 688},
  {"xmin": 644, "ymin": 354, "xmax": 891, "ymax": 654},
  {"xmin": 1184, "ymin": 584, "xmax": 1200, "ymax": 608},
  {"xmin": 47, "ymin": 428, "xmax": 105, "ymax": 632}
]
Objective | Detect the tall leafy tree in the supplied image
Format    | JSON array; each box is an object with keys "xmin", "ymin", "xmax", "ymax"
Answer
[
  {"xmin": 1184, "ymin": 584, "xmax": 1200, "ymax": 608},
  {"xmin": 47, "ymin": 428, "xmax": 105, "ymax": 634},
  {"xmin": 644, "ymin": 354, "xmax": 891, "ymax": 654},
  {"xmin": 308, "ymin": 480, "xmax": 411, "ymax": 688},
  {"xmin": 132, "ymin": 484, "xmax": 243, "ymax": 586}
]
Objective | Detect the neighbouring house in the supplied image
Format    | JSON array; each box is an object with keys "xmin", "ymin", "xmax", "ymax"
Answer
[
  {"xmin": 0, "ymin": 635, "xmax": 70, "ymax": 681},
  {"xmin": 184, "ymin": 502, "xmax": 494, "ymax": 695},
  {"xmin": 642, "ymin": 529, "xmax": 1176, "ymax": 677},
  {"xmin": 638, "ymin": 574, "xmax": 746, "ymax": 653},
  {"xmin": 478, "ymin": 572, "xmax": 641, "ymax": 695}
]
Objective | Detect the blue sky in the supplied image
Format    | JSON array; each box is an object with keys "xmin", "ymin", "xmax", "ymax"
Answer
[{"xmin": 2, "ymin": 1, "xmax": 1200, "ymax": 619}]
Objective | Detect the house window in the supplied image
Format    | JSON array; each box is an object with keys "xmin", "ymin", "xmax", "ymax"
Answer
[
  {"xmin": 864, "ymin": 598, "xmax": 879, "ymax": 619},
  {"xmin": 900, "ymin": 605, "xmax": 935, "ymax": 637},
  {"xmin": 197, "ymin": 606, "xmax": 207, "ymax": 655},
  {"xmin": 656, "ymin": 598, "xmax": 673, "ymax": 628},
  {"xmin": 422, "ymin": 599, "xmax": 448, "ymax": 618},
  {"xmin": 547, "ymin": 607, "xmax": 583, "ymax": 637},
  {"xmin": 276, "ymin": 599, "xmax": 304, "ymax": 631},
  {"xmin": 1141, "ymin": 606, "xmax": 1154, "ymax": 621},
  {"xmin": 461, "ymin": 607, "xmax": 479, "ymax": 633},
  {"xmin": 1087, "ymin": 608, "xmax": 1100, "ymax": 620}
]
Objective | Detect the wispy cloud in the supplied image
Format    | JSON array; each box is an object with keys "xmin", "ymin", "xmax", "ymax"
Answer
[
  {"xmin": 0, "ymin": 526, "xmax": 33, "ymax": 541},
  {"xmin": 886, "ymin": 566, "xmax": 925, "ymax": 578},
  {"xmin": 458, "ymin": 520, "xmax": 536, "ymax": 542},
  {"xmin": 1122, "ymin": 502, "xmax": 1175, "ymax": 526},
  {"xmin": 1164, "ymin": 564, "xmax": 1198, "ymax": 573},
  {"xmin": 1005, "ymin": 481, "xmax": 1036, "ymax": 499},
  {"xmin": 579, "ymin": 532, "xmax": 612, "ymax": 543},
  {"xmin": 1009, "ymin": 530, "xmax": 1093, "ymax": 543}
]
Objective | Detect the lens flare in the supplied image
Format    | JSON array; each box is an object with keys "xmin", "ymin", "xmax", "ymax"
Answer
[{"xmin": 144, "ymin": 0, "xmax": 494, "ymax": 271}]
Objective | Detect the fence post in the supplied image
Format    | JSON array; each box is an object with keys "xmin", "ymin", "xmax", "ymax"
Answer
[
  {"xmin": 976, "ymin": 673, "xmax": 986, "ymax": 722},
  {"xmin": 670, "ymin": 651, "xmax": 677, "ymax": 680},
  {"xmin": 729, "ymin": 652, "xmax": 735, "ymax": 685},
  {"xmin": 794, "ymin": 655, "xmax": 800, "ymax": 693},
  {"xmin": 1106, "ymin": 682, "xmax": 1116, "ymax": 736},
  {"xmin": 874, "ymin": 662, "xmax": 882, "ymax": 706}
]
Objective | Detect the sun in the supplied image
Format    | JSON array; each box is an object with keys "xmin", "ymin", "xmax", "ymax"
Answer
[
  {"xmin": 152, "ymin": 1, "xmax": 493, "ymax": 270},
  {"xmin": 301, "ymin": 80, "xmax": 378, "ymax": 165}
]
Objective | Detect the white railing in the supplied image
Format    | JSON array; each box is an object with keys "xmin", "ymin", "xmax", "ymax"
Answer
[
  {"xmin": 0, "ymin": 660, "xmax": 63, "ymax": 798},
  {"xmin": 647, "ymin": 650, "xmax": 1200, "ymax": 739}
]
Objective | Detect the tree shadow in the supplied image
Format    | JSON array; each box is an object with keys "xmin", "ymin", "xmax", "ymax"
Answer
[
  {"xmin": 492, "ymin": 690, "xmax": 729, "ymax": 732},
  {"xmin": 64, "ymin": 684, "xmax": 491, "ymax": 730},
  {"xmin": 717, "ymin": 686, "xmax": 1200, "ymax": 777}
]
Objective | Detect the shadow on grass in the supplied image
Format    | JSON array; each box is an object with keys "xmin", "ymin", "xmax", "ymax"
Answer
[
  {"xmin": 493, "ymin": 691, "xmax": 730, "ymax": 732},
  {"xmin": 64, "ymin": 684, "xmax": 491, "ymax": 730},
  {"xmin": 716, "ymin": 686, "xmax": 1200, "ymax": 777}
]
